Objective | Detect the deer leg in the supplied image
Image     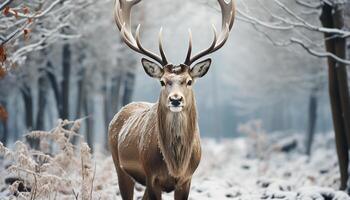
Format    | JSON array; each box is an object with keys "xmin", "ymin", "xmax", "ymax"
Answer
[
  {"xmin": 110, "ymin": 135, "xmax": 134, "ymax": 200},
  {"xmin": 174, "ymin": 180, "xmax": 191, "ymax": 200},
  {"xmin": 142, "ymin": 178, "xmax": 161, "ymax": 200},
  {"xmin": 116, "ymin": 166, "xmax": 135, "ymax": 200}
]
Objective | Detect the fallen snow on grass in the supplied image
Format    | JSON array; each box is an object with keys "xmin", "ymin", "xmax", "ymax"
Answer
[
  {"xmin": 0, "ymin": 126, "xmax": 349, "ymax": 199},
  {"xmin": 183, "ymin": 135, "xmax": 349, "ymax": 200},
  {"xmin": 94, "ymin": 133, "xmax": 349, "ymax": 200}
]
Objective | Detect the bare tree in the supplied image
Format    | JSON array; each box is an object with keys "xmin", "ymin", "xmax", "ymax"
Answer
[
  {"xmin": 221, "ymin": 0, "xmax": 350, "ymax": 190},
  {"xmin": 0, "ymin": 0, "xmax": 81, "ymax": 70},
  {"xmin": 319, "ymin": 1, "xmax": 350, "ymax": 191}
]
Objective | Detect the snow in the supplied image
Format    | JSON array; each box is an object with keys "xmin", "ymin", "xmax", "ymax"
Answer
[
  {"xmin": 94, "ymin": 133, "xmax": 349, "ymax": 200},
  {"xmin": 1, "ymin": 132, "xmax": 349, "ymax": 199},
  {"xmin": 174, "ymin": 135, "xmax": 349, "ymax": 200}
]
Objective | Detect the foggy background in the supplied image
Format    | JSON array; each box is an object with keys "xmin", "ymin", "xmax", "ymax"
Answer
[
  {"xmin": 129, "ymin": 0, "xmax": 332, "ymax": 137},
  {"xmin": 2, "ymin": 0, "xmax": 350, "ymax": 198},
  {"xmin": 0, "ymin": 0, "xmax": 342, "ymax": 149}
]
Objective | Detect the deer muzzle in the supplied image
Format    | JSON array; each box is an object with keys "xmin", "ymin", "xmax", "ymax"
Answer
[{"xmin": 168, "ymin": 94, "xmax": 184, "ymax": 112}]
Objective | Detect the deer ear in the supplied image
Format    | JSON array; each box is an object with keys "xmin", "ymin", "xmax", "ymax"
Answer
[
  {"xmin": 141, "ymin": 58, "xmax": 164, "ymax": 79},
  {"xmin": 190, "ymin": 58, "xmax": 211, "ymax": 78}
]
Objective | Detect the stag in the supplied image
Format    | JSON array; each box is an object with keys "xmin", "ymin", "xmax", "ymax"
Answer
[{"xmin": 109, "ymin": 0, "xmax": 235, "ymax": 199}]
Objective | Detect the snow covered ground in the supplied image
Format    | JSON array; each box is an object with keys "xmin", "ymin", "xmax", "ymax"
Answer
[
  {"xmin": 1, "ymin": 131, "xmax": 350, "ymax": 199},
  {"xmin": 89, "ymin": 133, "xmax": 349, "ymax": 200}
]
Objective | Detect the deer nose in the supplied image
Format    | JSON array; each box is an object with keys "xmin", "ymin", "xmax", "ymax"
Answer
[{"xmin": 169, "ymin": 95, "xmax": 183, "ymax": 107}]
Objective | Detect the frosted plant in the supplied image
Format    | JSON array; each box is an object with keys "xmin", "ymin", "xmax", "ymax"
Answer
[
  {"xmin": 0, "ymin": 119, "xmax": 97, "ymax": 199},
  {"xmin": 80, "ymin": 142, "xmax": 95, "ymax": 200},
  {"xmin": 237, "ymin": 119, "xmax": 275, "ymax": 175},
  {"xmin": 238, "ymin": 119, "xmax": 269, "ymax": 160}
]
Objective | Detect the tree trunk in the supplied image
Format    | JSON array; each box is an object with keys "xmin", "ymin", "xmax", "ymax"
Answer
[
  {"xmin": 1, "ymin": 120, "xmax": 7, "ymax": 145},
  {"xmin": 84, "ymin": 92, "xmax": 94, "ymax": 151},
  {"xmin": 22, "ymin": 87, "xmax": 33, "ymax": 130},
  {"xmin": 47, "ymin": 70, "xmax": 61, "ymax": 115},
  {"xmin": 75, "ymin": 70, "xmax": 85, "ymax": 120},
  {"xmin": 320, "ymin": 3, "xmax": 350, "ymax": 191},
  {"xmin": 0, "ymin": 101, "xmax": 8, "ymax": 145},
  {"xmin": 33, "ymin": 73, "xmax": 49, "ymax": 149},
  {"xmin": 61, "ymin": 43, "xmax": 71, "ymax": 120},
  {"xmin": 71, "ymin": 68, "xmax": 86, "ymax": 145},
  {"xmin": 122, "ymin": 72, "xmax": 135, "ymax": 106},
  {"xmin": 333, "ymin": 6, "xmax": 350, "ymax": 146},
  {"xmin": 305, "ymin": 87, "xmax": 318, "ymax": 156},
  {"xmin": 21, "ymin": 86, "xmax": 36, "ymax": 147},
  {"xmin": 103, "ymin": 75, "xmax": 110, "ymax": 151},
  {"xmin": 111, "ymin": 75, "xmax": 122, "ymax": 113},
  {"xmin": 103, "ymin": 74, "xmax": 122, "ymax": 150}
]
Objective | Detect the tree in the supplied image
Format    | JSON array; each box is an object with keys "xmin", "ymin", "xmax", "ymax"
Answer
[
  {"xmin": 0, "ymin": 0, "xmax": 105, "ymax": 147},
  {"xmin": 319, "ymin": 2, "xmax": 350, "ymax": 191},
  {"xmin": 223, "ymin": 0, "xmax": 350, "ymax": 190}
]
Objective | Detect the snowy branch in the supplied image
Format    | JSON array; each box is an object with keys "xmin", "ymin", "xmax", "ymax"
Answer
[
  {"xmin": 232, "ymin": 0, "xmax": 350, "ymax": 65},
  {"xmin": 0, "ymin": 0, "xmax": 13, "ymax": 11},
  {"xmin": 295, "ymin": 0, "xmax": 323, "ymax": 9},
  {"xmin": 0, "ymin": 0, "xmax": 98, "ymax": 69},
  {"xmin": 290, "ymin": 38, "xmax": 350, "ymax": 65},
  {"xmin": 237, "ymin": 0, "xmax": 350, "ymax": 37}
]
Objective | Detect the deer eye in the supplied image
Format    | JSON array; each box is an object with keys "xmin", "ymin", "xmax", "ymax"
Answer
[
  {"xmin": 160, "ymin": 80, "xmax": 165, "ymax": 86},
  {"xmin": 187, "ymin": 80, "xmax": 192, "ymax": 86}
]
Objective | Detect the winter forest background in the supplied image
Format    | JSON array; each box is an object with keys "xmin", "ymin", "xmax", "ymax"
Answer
[{"xmin": 1, "ymin": 0, "xmax": 350, "ymax": 199}]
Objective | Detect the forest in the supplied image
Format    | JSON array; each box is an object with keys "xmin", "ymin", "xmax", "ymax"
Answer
[{"xmin": 0, "ymin": 0, "xmax": 350, "ymax": 199}]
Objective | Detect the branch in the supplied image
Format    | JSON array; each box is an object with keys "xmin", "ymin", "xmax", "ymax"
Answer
[
  {"xmin": 0, "ymin": 0, "xmax": 13, "ymax": 11},
  {"xmin": 10, "ymin": 24, "xmax": 69, "ymax": 63},
  {"xmin": 295, "ymin": 0, "xmax": 322, "ymax": 9},
  {"xmin": 235, "ymin": 1, "xmax": 350, "ymax": 38},
  {"xmin": 252, "ymin": 25, "xmax": 350, "ymax": 65},
  {"xmin": 273, "ymin": 0, "xmax": 349, "ymax": 37},
  {"xmin": 0, "ymin": 0, "xmax": 65, "ymax": 46},
  {"xmin": 237, "ymin": 9, "xmax": 294, "ymax": 30},
  {"xmin": 4, "ymin": 0, "xmax": 63, "ymax": 19},
  {"xmin": 0, "ymin": 22, "xmax": 28, "ymax": 45},
  {"xmin": 290, "ymin": 38, "xmax": 350, "ymax": 65}
]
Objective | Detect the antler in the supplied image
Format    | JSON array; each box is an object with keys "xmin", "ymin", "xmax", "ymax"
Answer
[
  {"xmin": 184, "ymin": 0, "xmax": 236, "ymax": 66},
  {"xmin": 114, "ymin": 0, "xmax": 168, "ymax": 65}
]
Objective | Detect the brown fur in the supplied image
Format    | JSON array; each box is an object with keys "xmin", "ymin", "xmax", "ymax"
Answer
[
  {"xmin": 157, "ymin": 91, "xmax": 197, "ymax": 177},
  {"xmin": 111, "ymin": 0, "xmax": 235, "ymax": 198},
  {"xmin": 108, "ymin": 71, "xmax": 201, "ymax": 200}
]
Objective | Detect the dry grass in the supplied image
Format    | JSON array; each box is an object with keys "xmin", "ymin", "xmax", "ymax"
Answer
[{"xmin": 0, "ymin": 119, "xmax": 99, "ymax": 200}]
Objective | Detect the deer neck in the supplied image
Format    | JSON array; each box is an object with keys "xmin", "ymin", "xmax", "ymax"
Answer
[{"xmin": 157, "ymin": 95, "xmax": 198, "ymax": 177}]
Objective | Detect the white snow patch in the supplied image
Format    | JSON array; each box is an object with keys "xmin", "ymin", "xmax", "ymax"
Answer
[{"xmin": 1, "ymin": 133, "xmax": 349, "ymax": 199}]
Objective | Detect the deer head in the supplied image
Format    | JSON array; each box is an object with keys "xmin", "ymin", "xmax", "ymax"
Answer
[{"xmin": 114, "ymin": 0, "xmax": 235, "ymax": 112}]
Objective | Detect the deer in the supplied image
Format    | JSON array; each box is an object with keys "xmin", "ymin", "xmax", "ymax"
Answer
[{"xmin": 108, "ymin": 0, "xmax": 235, "ymax": 199}]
